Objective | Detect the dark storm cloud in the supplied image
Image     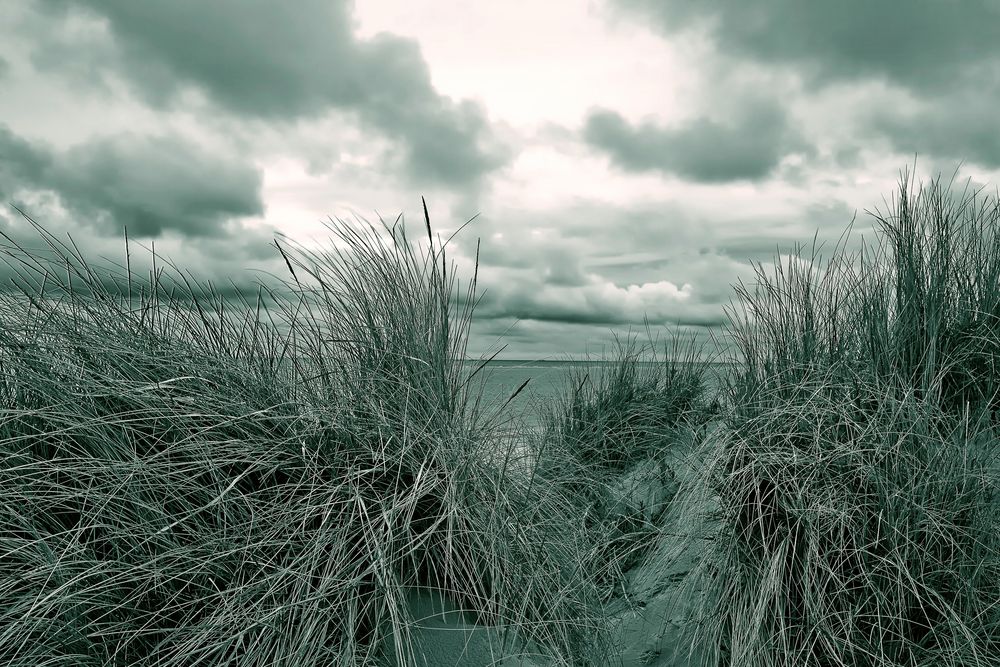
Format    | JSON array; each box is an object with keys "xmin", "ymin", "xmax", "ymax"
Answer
[
  {"xmin": 0, "ymin": 124, "xmax": 264, "ymax": 237},
  {"xmin": 610, "ymin": 0, "xmax": 1000, "ymax": 94},
  {"xmin": 0, "ymin": 126, "xmax": 53, "ymax": 199},
  {"xmin": 869, "ymin": 88, "xmax": 1000, "ymax": 169},
  {"xmin": 582, "ymin": 98, "xmax": 804, "ymax": 182},
  {"xmin": 671, "ymin": 312, "xmax": 728, "ymax": 328},
  {"xmin": 494, "ymin": 301, "xmax": 628, "ymax": 326},
  {"xmin": 0, "ymin": 195, "xmax": 293, "ymax": 315},
  {"xmin": 53, "ymin": 133, "xmax": 264, "ymax": 237},
  {"xmin": 32, "ymin": 0, "xmax": 509, "ymax": 188}
]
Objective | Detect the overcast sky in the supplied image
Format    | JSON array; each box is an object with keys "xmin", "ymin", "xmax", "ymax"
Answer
[{"xmin": 2, "ymin": 1, "xmax": 999, "ymax": 359}]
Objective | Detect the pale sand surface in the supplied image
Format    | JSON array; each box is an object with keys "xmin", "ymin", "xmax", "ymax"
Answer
[{"xmin": 391, "ymin": 425, "xmax": 722, "ymax": 666}]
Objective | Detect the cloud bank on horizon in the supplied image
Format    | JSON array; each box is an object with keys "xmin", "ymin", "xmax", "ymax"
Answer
[{"xmin": 0, "ymin": 0, "xmax": 997, "ymax": 358}]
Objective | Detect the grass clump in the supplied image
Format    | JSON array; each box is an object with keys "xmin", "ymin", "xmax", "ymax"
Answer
[
  {"xmin": 542, "ymin": 331, "xmax": 714, "ymax": 474},
  {"xmin": 0, "ymin": 203, "xmax": 608, "ymax": 666},
  {"xmin": 683, "ymin": 170, "xmax": 1000, "ymax": 666},
  {"xmin": 532, "ymin": 332, "xmax": 715, "ymax": 603}
]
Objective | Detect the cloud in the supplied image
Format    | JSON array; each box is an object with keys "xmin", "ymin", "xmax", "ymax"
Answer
[
  {"xmin": 53, "ymin": 133, "xmax": 264, "ymax": 237},
  {"xmin": 608, "ymin": 1, "xmax": 1000, "ymax": 172},
  {"xmin": 0, "ymin": 124, "xmax": 264, "ymax": 237},
  {"xmin": 713, "ymin": 201, "xmax": 865, "ymax": 264},
  {"xmin": 0, "ymin": 191, "xmax": 287, "ymax": 306},
  {"xmin": 610, "ymin": 0, "xmax": 1000, "ymax": 95},
  {"xmin": 0, "ymin": 125, "xmax": 282, "ymax": 299},
  {"xmin": 868, "ymin": 85, "xmax": 1000, "ymax": 169},
  {"xmin": 582, "ymin": 97, "xmax": 805, "ymax": 182},
  {"xmin": 0, "ymin": 125, "xmax": 54, "ymax": 199},
  {"xmin": 450, "ymin": 198, "xmax": 731, "ymax": 322},
  {"xmin": 470, "ymin": 258, "xmax": 732, "ymax": 331},
  {"xmin": 30, "ymin": 0, "xmax": 510, "ymax": 188},
  {"xmin": 477, "ymin": 267, "xmax": 727, "ymax": 328},
  {"xmin": 484, "ymin": 275, "xmax": 695, "ymax": 326},
  {"xmin": 448, "ymin": 192, "xmax": 868, "ymax": 339}
]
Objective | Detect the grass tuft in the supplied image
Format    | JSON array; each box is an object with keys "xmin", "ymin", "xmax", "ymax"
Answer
[
  {"xmin": 534, "ymin": 331, "xmax": 717, "ymax": 604},
  {"xmin": 0, "ymin": 204, "xmax": 609, "ymax": 666},
  {"xmin": 542, "ymin": 331, "xmax": 715, "ymax": 474},
  {"xmin": 683, "ymin": 169, "xmax": 1000, "ymax": 666}
]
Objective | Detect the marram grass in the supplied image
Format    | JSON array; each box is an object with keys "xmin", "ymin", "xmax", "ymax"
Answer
[
  {"xmin": 541, "ymin": 330, "xmax": 716, "ymax": 474},
  {"xmin": 0, "ymin": 202, "xmax": 611, "ymax": 666},
  {"xmin": 2, "ymin": 169, "xmax": 998, "ymax": 667},
  {"xmin": 533, "ymin": 331, "xmax": 717, "ymax": 601},
  {"xmin": 678, "ymin": 170, "xmax": 1000, "ymax": 667}
]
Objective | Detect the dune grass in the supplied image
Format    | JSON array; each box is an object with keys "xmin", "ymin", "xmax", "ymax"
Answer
[
  {"xmin": 531, "ymin": 332, "xmax": 718, "ymax": 603},
  {"xmin": 5, "ymin": 168, "xmax": 999, "ymax": 667},
  {"xmin": 541, "ymin": 331, "xmax": 715, "ymax": 474},
  {"xmin": 680, "ymin": 170, "xmax": 1000, "ymax": 666},
  {"xmin": 0, "ymin": 204, "xmax": 609, "ymax": 666}
]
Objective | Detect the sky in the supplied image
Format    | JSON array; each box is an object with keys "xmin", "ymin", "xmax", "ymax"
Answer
[{"xmin": 1, "ymin": 1, "xmax": 999, "ymax": 360}]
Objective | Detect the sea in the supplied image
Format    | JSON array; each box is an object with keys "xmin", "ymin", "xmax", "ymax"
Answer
[
  {"xmin": 279, "ymin": 358, "xmax": 731, "ymax": 429},
  {"xmin": 465, "ymin": 360, "xmax": 731, "ymax": 428}
]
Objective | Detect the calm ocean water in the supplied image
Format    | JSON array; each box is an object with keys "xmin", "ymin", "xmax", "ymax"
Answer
[
  {"xmin": 465, "ymin": 360, "xmax": 730, "ymax": 427},
  {"xmin": 280, "ymin": 358, "xmax": 730, "ymax": 428}
]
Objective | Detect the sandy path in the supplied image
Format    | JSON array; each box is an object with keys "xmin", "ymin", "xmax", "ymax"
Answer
[{"xmin": 392, "ymin": 424, "xmax": 723, "ymax": 666}]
